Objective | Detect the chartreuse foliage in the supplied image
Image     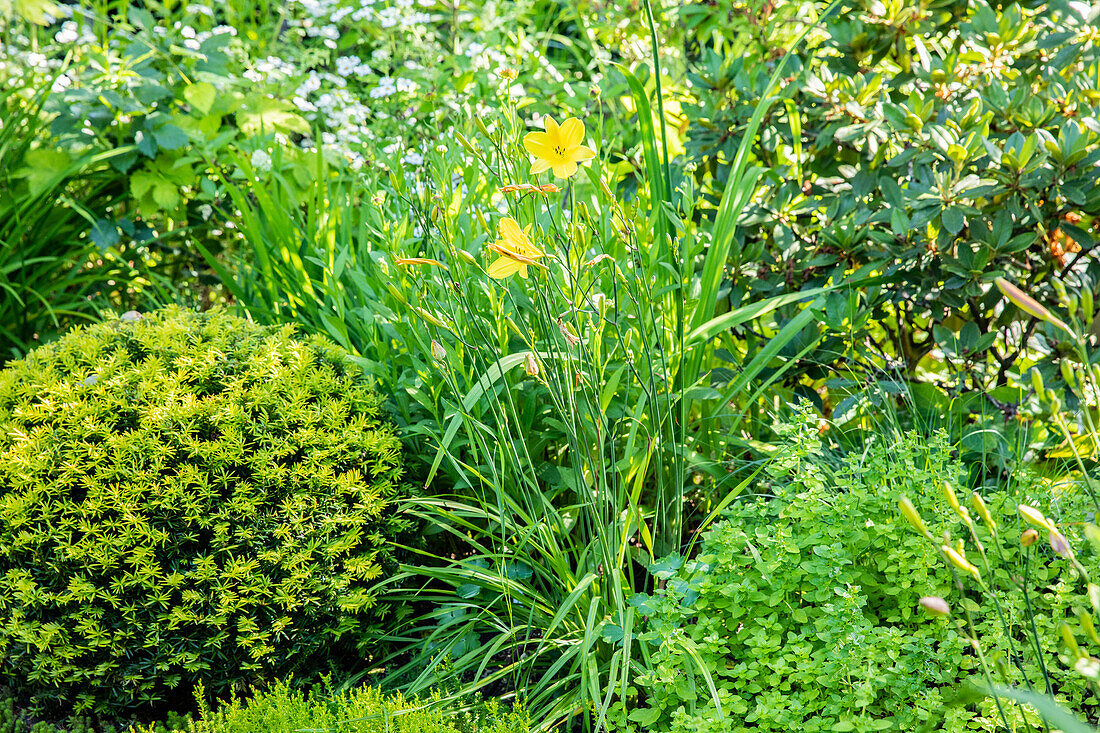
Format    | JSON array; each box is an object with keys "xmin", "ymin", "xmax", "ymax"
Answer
[
  {"xmin": 173, "ymin": 680, "xmax": 526, "ymax": 733},
  {"xmin": 0, "ymin": 308, "xmax": 406, "ymax": 716},
  {"xmin": 616, "ymin": 405, "xmax": 1097, "ymax": 731}
]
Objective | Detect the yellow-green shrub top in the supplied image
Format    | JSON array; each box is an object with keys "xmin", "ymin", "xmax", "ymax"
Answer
[{"xmin": 0, "ymin": 307, "xmax": 405, "ymax": 716}]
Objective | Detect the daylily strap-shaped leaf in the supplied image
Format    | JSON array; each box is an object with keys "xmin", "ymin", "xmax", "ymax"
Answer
[
  {"xmin": 486, "ymin": 217, "xmax": 545, "ymax": 280},
  {"xmin": 523, "ymin": 116, "xmax": 596, "ymax": 179}
]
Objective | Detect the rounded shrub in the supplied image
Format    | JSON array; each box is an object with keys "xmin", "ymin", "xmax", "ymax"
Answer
[{"xmin": 0, "ymin": 307, "xmax": 407, "ymax": 716}]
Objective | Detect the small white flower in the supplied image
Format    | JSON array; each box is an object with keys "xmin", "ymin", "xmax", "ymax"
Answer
[
  {"xmin": 403, "ymin": 151, "xmax": 423, "ymax": 167},
  {"xmin": 250, "ymin": 149, "xmax": 273, "ymax": 173}
]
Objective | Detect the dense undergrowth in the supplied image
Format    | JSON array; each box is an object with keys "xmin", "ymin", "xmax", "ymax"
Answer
[{"xmin": 1, "ymin": 0, "xmax": 1099, "ymax": 730}]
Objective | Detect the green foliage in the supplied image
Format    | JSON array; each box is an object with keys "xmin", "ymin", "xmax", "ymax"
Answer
[
  {"xmin": 617, "ymin": 405, "xmax": 1098, "ymax": 731},
  {"xmin": 0, "ymin": 84, "xmax": 147, "ymax": 363},
  {"xmin": 682, "ymin": 0, "xmax": 1100, "ymax": 415},
  {"xmin": 178, "ymin": 680, "xmax": 526, "ymax": 733},
  {"xmin": 0, "ymin": 308, "xmax": 407, "ymax": 716},
  {"xmin": 0, "ymin": 688, "xmax": 190, "ymax": 733}
]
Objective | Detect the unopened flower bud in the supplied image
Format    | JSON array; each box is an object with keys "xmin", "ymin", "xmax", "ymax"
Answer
[
  {"xmin": 1021, "ymin": 528, "xmax": 1039, "ymax": 547},
  {"xmin": 942, "ymin": 544, "xmax": 982, "ymax": 581},
  {"xmin": 1061, "ymin": 622, "xmax": 1082, "ymax": 659},
  {"xmin": 1031, "ymin": 368, "xmax": 1046, "ymax": 400},
  {"xmin": 971, "ymin": 492, "xmax": 996, "ymax": 535},
  {"xmin": 1061, "ymin": 360, "xmax": 1076, "ymax": 388},
  {"xmin": 1081, "ymin": 611, "xmax": 1099, "ymax": 645},
  {"xmin": 1018, "ymin": 504, "xmax": 1054, "ymax": 531},
  {"xmin": 590, "ymin": 83, "xmax": 601, "ymax": 98},
  {"xmin": 431, "ymin": 339, "xmax": 447, "ymax": 361},
  {"xmin": 919, "ymin": 596, "xmax": 951, "ymax": 616},
  {"xmin": 899, "ymin": 496, "xmax": 933, "ymax": 540},
  {"xmin": 942, "ymin": 482, "xmax": 962, "ymax": 513}
]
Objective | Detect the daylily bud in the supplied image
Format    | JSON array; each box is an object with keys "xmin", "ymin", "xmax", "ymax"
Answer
[
  {"xmin": 1053, "ymin": 278, "xmax": 1068, "ymax": 303},
  {"xmin": 1030, "ymin": 368, "xmax": 1045, "ymax": 399},
  {"xmin": 919, "ymin": 596, "xmax": 951, "ymax": 616},
  {"xmin": 1018, "ymin": 504, "xmax": 1055, "ymax": 532},
  {"xmin": 971, "ymin": 492, "xmax": 997, "ymax": 535},
  {"xmin": 941, "ymin": 482, "xmax": 961, "ymax": 513},
  {"xmin": 415, "ymin": 307, "xmax": 447, "ymax": 329},
  {"xmin": 1081, "ymin": 612, "xmax": 1099, "ymax": 645},
  {"xmin": 899, "ymin": 496, "xmax": 933, "ymax": 540},
  {"xmin": 599, "ymin": 177, "xmax": 614, "ymax": 201},
  {"xmin": 524, "ymin": 353, "xmax": 540, "ymax": 378},
  {"xmin": 1082, "ymin": 288, "xmax": 1094, "ymax": 324},
  {"xmin": 1021, "ymin": 529, "xmax": 1039, "ymax": 546},
  {"xmin": 430, "ymin": 339, "xmax": 447, "ymax": 361},
  {"xmin": 1089, "ymin": 584, "xmax": 1100, "ymax": 613},
  {"xmin": 1049, "ymin": 393, "xmax": 1062, "ymax": 415},
  {"xmin": 942, "ymin": 544, "xmax": 982, "ymax": 581},
  {"xmin": 1061, "ymin": 623, "xmax": 1082, "ymax": 659},
  {"xmin": 1061, "ymin": 360, "xmax": 1076, "ymax": 389},
  {"xmin": 1049, "ymin": 529, "xmax": 1074, "ymax": 559},
  {"xmin": 474, "ymin": 114, "xmax": 492, "ymax": 139},
  {"xmin": 384, "ymin": 282, "xmax": 408, "ymax": 306},
  {"xmin": 454, "ymin": 130, "xmax": 476, "ymax": 154},
  {"xmin": 995, "ymin": 277, "xmax": 1073, "ymax": 335}
]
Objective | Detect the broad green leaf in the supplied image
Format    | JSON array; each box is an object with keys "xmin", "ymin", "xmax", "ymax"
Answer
[
  {"xmin": 15, "ymin": 149, "xmax": 71, "ymax": 196},
  {"xmin": 237, "ymin": 97, "xmax": 311, "ymax": 136},
  {"xmin": 183, "ymin": 82, "xmax": 217, "ymax": 115}
]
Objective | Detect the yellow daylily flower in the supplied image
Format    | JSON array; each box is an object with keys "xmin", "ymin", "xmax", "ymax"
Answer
[
  {"xmin": 486, "ymin": 217, "xmax": 545, "ymax": 280},
  {"xmin": 523, "ymin": 116, "xmax": 596, "ymax": 179}
]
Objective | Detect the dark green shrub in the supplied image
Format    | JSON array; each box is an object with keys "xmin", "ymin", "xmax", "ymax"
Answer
[
  {"xmin": 615, "ymin": 406, "xmax": 1096, "ymax": 731},
  {"xmin": 174, "ymin": 680, "xmax": 527, "ymax": 733},
  {"xmin": 683, "ymin": 0, "xmax": 1100, "ymax": 422},
  {"xmin": 0, "ymin": 308, "xmax": 407, "ymax": 716}
]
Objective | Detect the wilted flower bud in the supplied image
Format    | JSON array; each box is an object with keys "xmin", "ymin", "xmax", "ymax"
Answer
[
  {"xmin": 1021, "ymin": 528, "xmax": 1039, "ymax": 547},
  {"xmin": 524, "ymin": 353, "xmax": 540, "ymax": 378},
  {"xmin": 919, "ymin": 596, "xmax": 951, "ymax": 616},
  {"xmin": 372, "ymin": 193, "xmax": 385, "ymax": 205},
  {"xmin": 590, "ymin": 83, "xmax": 601, "ymax": 98},
  {"xmin": 1049, "ymin": 529, "xmax": 1074, "ymax": 559},
  {"xmin": 430, "ymin": 339, "xmax": 447, "ymax": 361},
  {"xmin": 558, "ymin": 318, "xmax": 581, "ymax": 346}
]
